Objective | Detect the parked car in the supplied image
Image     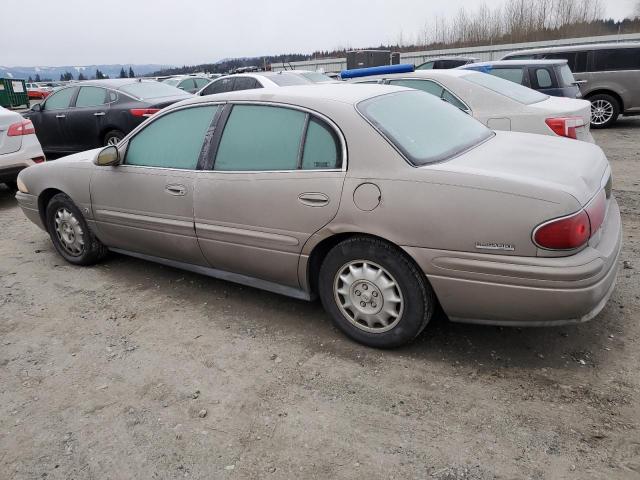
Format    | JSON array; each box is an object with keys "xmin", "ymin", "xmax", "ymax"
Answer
[
  {"xmin": 350, "ymin": 69, "xmax": 593, "ymax": 142},
  {"xmin": 501, "ymin": 42, "xmax": 640, "ymax": 128},
  {"xmin": 416, "ymin": 56, "xmax": 478, "ymax": 70},
  {"xmin": 461, "ymin": 60, "xmax": 581, "ymax": 99},
  {"xmin": 26, "ymin": 83, "xmax": 51, "ymax": 99},
  {"xmin": 0, "ymin": 106, "xmax": 45, "ymax": 189},
  {"xmin": 23, "ymin": 79, "xmax": 192, "ymax": 155},
  {"xmin": 197, "ymin": 72, "xmax": 314, "ymax": 96},
  {"xmin": 15, "ymin": 84, "xmax": 620, "ymax": 348},
  {"xmin": 162, "ymin": 76, "xmax": 211, "ymax": 94}
]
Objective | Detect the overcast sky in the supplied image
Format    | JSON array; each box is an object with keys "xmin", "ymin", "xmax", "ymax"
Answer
[{"xmin": 0, "ymin": 0, "xmax": 636, "ymax": 67}]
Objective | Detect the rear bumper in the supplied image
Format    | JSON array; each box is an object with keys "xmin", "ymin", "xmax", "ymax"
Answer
[
  {"xmin": 404, "ymin": 197, "xmax": 622, "ymax": 326},
  {"xmin": 0, "ymin": 137, "xmax": 44, "ymax": 182}
]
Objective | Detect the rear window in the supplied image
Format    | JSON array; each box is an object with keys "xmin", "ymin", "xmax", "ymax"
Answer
[
  {"xmin": 119, "ymin": 82, "xmax": 191, "ymax": 99},
  {"xmin": 357, "ymin": 90, "xmax": 492, "ymax": 166},
  {"xmin": 462, "ymin": 72, "xmax": 548, "ymax": 104},
  {"xmin": 268, "ymin": 74, "xmax": 312, "ymax": 87},
  {"xmin": 592, "ymin": 48, "xmax": 640, "ymax": 71},
  {"xmin": 558, "ymin": 65, "xmax": 576, "ymax": 86},
  {"xmin": 162, "ymin": 78, "xmax": 181, "ymax": 87}
]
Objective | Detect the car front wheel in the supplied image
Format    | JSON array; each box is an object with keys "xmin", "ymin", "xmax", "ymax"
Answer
[
  {"xmin": 45, "ymin": 193, "xmax": 107, "ymax": 265},
  {"xmin": 318, "ymin": 237, "xmax": 435, "ymax": 348},
  {"xmin": 589, "ymin": 94, "xmax": 619, "ymax": 129}
]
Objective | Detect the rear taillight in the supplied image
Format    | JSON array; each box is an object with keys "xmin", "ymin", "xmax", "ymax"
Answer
[
  {"xmin": 533, "ymin": 190, "xmax": 607, "ymax": 250},
  {"xmin": 130, "ymin": 108, "xmax": 160, "ymax": 117},
  {"xmin": 545, "ymin": 116, "xmax": 585, "ymax": 139},
  {"xmin": 7, "ymin": 119, "xmax": 35, "ymax": 136},
  {"xmin": 31, "ymin": 156, "xmax": 46, "ymax": 164}
]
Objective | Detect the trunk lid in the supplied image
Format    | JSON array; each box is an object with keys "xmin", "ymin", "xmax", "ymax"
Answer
[
  {"xmin": 0, "ymin": 107, "xmax": 22, "ymax": 155},
  {"xmin": 532, "ymin": 96, "xmax": 592, "ymax": 142},
  {"xmin": 434, "ymin": 131, "xmax": 609, "ymax": 206}
]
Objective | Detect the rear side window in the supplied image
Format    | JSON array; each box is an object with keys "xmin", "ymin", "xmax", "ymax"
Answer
[
  {"xmin": 125, "ymin": 106, "xmax": 218, "ymax": 169},
  {"xmin": 268, "ymin": 74, "xmax": 311, "ymax": 86},
  {"xmin": 490, "ymin": 68, "xmax": 524, "ymax": 84},
  {"xmin": 194, "ymin": 78, "xmax": 210, "ymax": 89},
  {"xmin": 202, "ymin": 78, "xmax": 234, "ymax": 95},
  {"xmin": 214, "ymin": 105, "xmax": 341, "ymax": 171},
  {"xmin": 44, "ymin": 88, "xmax": 75, "ymax": 110},
  {"xmin": 119, "ymin": 82, "xmax": 190, "ymax": 99},
  {"xmin": 233, "ymin": 77, "xmax": 261, "ymax": 91},
  {"xmin": 463, "ymin": 72, "xmax": 548, "ymax": 104},
  {"xmin": 592, "ymin": 48, "xmax": 640, "ymax": 71},
  {"xmin": 179, "ymin": 78, "xmax": 196, "ymax": 90},
  {"xmin": 534, "ymin": 68, "xmax": 553, "ymax": 88},
  {"xmin": 75, "ymin": 86, "xmax": 107, "ymax": 107},
  {"xmin": 388, "ymin": 79, "xmax": 443, "ymax": 97},
  {"xmin": 358, "ymin": 90, "xmax": 492, "ymax": 166},
  {"xmin": 416, "ymin": 61, "xmax": 434, "ymax": 70}
]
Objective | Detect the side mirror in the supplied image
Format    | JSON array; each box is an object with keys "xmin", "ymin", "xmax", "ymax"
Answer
[
  {"xmin": 94, "ymin": 145, "xmax": 120, "ymax": 166},
  {"xmin": 31, "ymin": 103, "xmax": 42, "ymax": 112}
]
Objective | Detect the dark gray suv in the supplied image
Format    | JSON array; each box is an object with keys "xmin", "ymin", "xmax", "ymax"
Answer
[{"xmin": 502, "ymin": 42, "xmax": 640, "ymax": 128}]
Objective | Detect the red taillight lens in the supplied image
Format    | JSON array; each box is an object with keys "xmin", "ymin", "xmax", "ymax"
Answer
[
  {"xmin": 534, "ymin": 210, "xmax": 590, "ymax": 250},
  {"xmin": 545, "ymin": 116, "xmax": 585, "ymax": 139},
  {"xmin": 7, "ymin": 119, "xmax": 35, "ymax": 136},
  {"xmin": 31, "ymin": 156, "xmax": 46, "ymax": 164},
  {"xmin": 130, "ymin": 108, "xmax": 160, "ymax": 117},
  {"xmin": 585, "ymin": 189, "xmax": 606, "ymax": 235}
]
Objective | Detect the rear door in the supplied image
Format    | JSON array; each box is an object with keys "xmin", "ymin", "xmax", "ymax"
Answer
[
  {"xmin": 65, "ymin": 86, "xmax": 110, "ymax": 151},
  {"xmin": 194, "ymin": 103, "xmax": 346, "ymax": 288},
  {"xmin": 91, "ymin": 104, "xmax": 220, "ymax": 265},
  {"xmin": 588, "ymin": 47, "xmax": 640, "ymax": 111},
  {"xmin": 30, "ymin": 86, "xmax": 77, "ymax": 153}
]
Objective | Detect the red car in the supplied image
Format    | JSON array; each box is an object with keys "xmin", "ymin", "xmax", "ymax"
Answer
[{"xmin": 26, "ymin": 83, "xmax": 51, "ymax": 100}]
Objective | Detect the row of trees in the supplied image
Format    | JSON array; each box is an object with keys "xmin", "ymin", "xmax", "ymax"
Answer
[
  {"xmin": 28, "ymin": 68, "xmax": 137, "ymax": 83},
  {"xmin": 118, "ymin": 66, "xmax": 136, "ymax": 78}
]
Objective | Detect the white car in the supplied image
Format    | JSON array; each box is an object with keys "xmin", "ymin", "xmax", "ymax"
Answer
[
  {"xmin": 197, "ymin": 71, "xmax": 316, "ymax": 96},
  {"xmin": 351, "ymin": 70, "xmax": 593, "ymax": 142},
  {"xmin": 0, "ymin": 107, "xmax": 45, "ymax": 189}
]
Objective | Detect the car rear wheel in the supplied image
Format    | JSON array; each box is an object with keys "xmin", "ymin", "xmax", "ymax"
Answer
[
  {"xmin": 589, "ymin": 94, "xmax": 619, "ymax": 129},
  {"xmin": 45, "ymin": 193, "xmax": 107, "ymax": 265},
  {"xmin": 104, "ymin": 129, "xmax": 125, "ymax": 146},
  {"xmin": 318, "ymin": 237, "xmax": 435, "ymax": 348}
]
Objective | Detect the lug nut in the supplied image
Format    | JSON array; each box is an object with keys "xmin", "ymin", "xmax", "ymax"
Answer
[
  {"xmin": 372, "ymin": 291, "xmax": 378, "ymax": 297},
  {"xmin": 355, "ymin": 290, "xmax": 361, "ymax": 296},
  {"xmin": 363, "ymin": 285, "xmax": 368, "ymax": 290},
  {"xmin": 371, "ymin": 302, "xmax": 377, "ymax": 308},
  {"xmin": 360, "ymin": 302, "xmax": 366, "ymax": 307}
]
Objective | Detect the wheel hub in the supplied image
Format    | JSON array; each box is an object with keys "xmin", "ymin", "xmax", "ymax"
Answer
[
  {"xmin": 350, "ymin": 280, "xmax": 383, "ymax": 315},
  {"xmin": 54, "ymin": 208, "xmax": 85, "ymax": 256}
]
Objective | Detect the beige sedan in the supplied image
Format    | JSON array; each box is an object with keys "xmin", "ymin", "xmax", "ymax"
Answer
[{"xmin": 15, "ymin": 84, "xmax": 621, "ymax": 348}]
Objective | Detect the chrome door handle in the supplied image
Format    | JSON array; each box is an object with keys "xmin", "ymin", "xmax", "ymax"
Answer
[
  {"xmin": 94, "ymin": 112, "xmax": 105, "ymax": 116},
  {"xmin": 55, "ymin": 114, "xmax": 66, "ymax": 118},
  {"xmin": 165, "ymin": 184, "xmax": 186, "ymax": 196},
  {"xmin": 298, "ymin": 192, "xmax": 329, "ymax": 207}
]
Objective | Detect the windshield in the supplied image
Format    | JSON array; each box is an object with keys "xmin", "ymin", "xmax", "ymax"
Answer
[
  {"xmin": 299, "ymin": 72, "xmax": 333, "ymax": 83},
  {"xmin": 269, "ymin": 74, "xmax": 313, "ymax": 86},
  {"xmin": 462, "ymin": 72, "xmax": 548, "ymax": 104},
  {"xmin": 357, "ymin": 90, "xmax": 493, "ymax": 166},
  {"xmin": 120, "ymin": 82, "xmax": 191, "ymax": 99},
  {"xmin": 558, "ymin": 65, "xmax": 576, "ymax": 86},
  {"xmin": 162, "ymin": 78, "xmax": 181, "ymax": 87}
]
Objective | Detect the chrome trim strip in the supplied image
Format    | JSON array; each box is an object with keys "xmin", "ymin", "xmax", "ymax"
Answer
[
  {"xmin": 109, "ymin": 248, "xmax": 312, "ymax": 301},
  {"xmin": 94, "ymin": 209, "xmax": 193, "ymax": 231},
  {"xmin": 195, "ymin": 222, "xmax": 300, "ymax": 246}
]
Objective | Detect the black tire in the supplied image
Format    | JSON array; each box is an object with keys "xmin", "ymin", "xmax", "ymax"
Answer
[
  {"xmin": 588, "ymin": 93, "xmax": 620, "ymax": 129},
  {"xmin": 4, "ymin": 181, "xmax": 18, "ymax": 191},
  {"xmin": 318, "ymin": 236, "xmax": 435, "ymax": 348},
  {"xmin": 103, "ymin": 129, "xmax": 125, "ymax": 146},
  {"xmin": 45, "ymin": 193, "xmax": 107, "ymax": 265}
]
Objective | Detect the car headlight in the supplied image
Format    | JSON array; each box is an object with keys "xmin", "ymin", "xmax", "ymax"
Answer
[{"xmin": 17, "ymin": 178, "xmax": 29, "ymax": 193}]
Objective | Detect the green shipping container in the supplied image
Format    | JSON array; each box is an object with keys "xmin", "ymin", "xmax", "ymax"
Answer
[{"xmin": 0, "ymin": 78, "xmax": 29, "ymax": 109}]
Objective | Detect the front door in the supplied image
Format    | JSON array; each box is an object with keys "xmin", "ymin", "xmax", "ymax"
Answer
[
  {"xmin": 30, "ymin": 86, "xmax": 77, "ymax": 153},
  {"xmin": 194, "ymin": 103, "xmax": 346, "ymax": 288},
  {"xmin": 91, "ymin": 104, "xmax": 221, "ymax": 265},
  {"xmin": 65, "ymin": 86, "xmax": 110, "ymax": 151}
]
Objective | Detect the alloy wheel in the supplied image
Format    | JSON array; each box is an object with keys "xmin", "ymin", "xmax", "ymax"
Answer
[
  {"xmin": 106, "ymin": 136, "xmax": 121, "ymax": 146},
  {"xmin": 54, "ymin": 207, "xmax": 85, "ymax": 256},
  {"xmin": 591, "ymin": 99, "xmax": 614, "ymax": 126},
  {"xmin": 333, "ymin": 260, "xmax": 404, "ymax": 333}
]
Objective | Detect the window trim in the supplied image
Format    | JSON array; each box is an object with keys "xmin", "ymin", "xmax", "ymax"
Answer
[
  {"xmin": 206, "ymin": 101, "xmax": 348, "ymax": 174},
  {"xmin": 384, "ymin": 77, "xmax": 472, "ymax": 114},
  {"xmin": 118, "ymin": 102, "xmax": 226, "ymax": 172}
]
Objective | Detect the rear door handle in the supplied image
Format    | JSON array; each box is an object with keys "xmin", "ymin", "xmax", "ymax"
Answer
[
  {"xmin": 94, "ymin": 112, "xmax": 105, "ymax": 116},
  {"xmin": 55, "ymin": 114, "xmax": 66, "ymax": 119},
  {"xmin": 165, "ymin": 184, "xmax": 186, "ymax": 196},
  {"xmin": 298, "ymin": 192, "xmax": 329, "ymax": 207}
]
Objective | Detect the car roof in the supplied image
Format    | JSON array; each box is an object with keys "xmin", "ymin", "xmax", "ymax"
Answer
[
  {"xmin": 179, "ymin": 83, "xmax": 408, "ymax": 107},
  {"xmin": 350, "ymin": 69, "xmax": 472, "ymax": 81},
  {"xmin": 465, "ymin": 59, "xmax": 567, "ymax": 67},
  {"xmin": 421, "ymin": 56, "xmax": 477, "ymax": 61},
  {"xmin": 504, "ymin": 41, "xmax": 640, "ymax": 56},
  {"xmin": 73, "ymin": 79, "xmax": 159, "ymax": 90}
]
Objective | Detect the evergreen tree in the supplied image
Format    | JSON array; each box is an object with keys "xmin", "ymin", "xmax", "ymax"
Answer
[
  {"xmin": 78, "ymin": 73, "xmax": 86, "ymax": 81},
  {"xmin": 128, "ymin": 66, "xmax": 135, "ymax": 78},
  {"xmin": 119, "ymin": 67, "xmax": 127, "ymax": 78},
  {"xmin": 28, "ymin": 76, "xmax": 33, "ymax": 82},
  {"xmin": 34, "ymin": 74, "xmax": 41, "ymax": 82},
  {"xmin": 95, "ymin": 69, "xmax": 105, "ymax": 80}
]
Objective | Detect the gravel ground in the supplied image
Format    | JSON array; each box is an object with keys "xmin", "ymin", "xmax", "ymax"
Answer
[{"xmin": 1, "ymin": 119, "xmax": 639, "ymax": 480}]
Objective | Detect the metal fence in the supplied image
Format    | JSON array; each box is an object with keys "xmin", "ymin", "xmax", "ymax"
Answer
[{"xmin": 270, "ymin": 32, "xmax": 640, "ymax": 73}]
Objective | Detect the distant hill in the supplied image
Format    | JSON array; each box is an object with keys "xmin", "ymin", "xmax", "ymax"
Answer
[{"xmin": 0, "ymin": 64, "xmax": 175, "ymax": 81}]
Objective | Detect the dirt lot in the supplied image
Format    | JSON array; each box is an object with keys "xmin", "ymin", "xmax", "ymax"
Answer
[{"xmin": 1, "ymin": 119, "xmax": 639, "ymax": 480}]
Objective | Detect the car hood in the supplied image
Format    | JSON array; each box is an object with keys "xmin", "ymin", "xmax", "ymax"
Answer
[{"xmin": 428, "ymin": 131, "xmax": 609, "ymax": 206}]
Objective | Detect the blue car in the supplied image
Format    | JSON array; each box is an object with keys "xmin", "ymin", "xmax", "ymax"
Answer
[{"xmin": 460, "ymin": 60, "xmax": 581, "ymax": 99}]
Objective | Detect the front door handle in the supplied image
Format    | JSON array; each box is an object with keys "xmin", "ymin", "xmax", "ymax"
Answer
[
  {"xmin": 94, "ymin": 112, "xmax": 105, "ymax": 116},
  {"xmin": 55, "ymin": 114, "xmax": 66, "ymax": 119},
  {"xmin": 165, "ymin": 184, "xmax": 186, "ymax": 196},
  {"xmin": 298, "ymin": 192, "xmax": 329, "ymax": 207}
]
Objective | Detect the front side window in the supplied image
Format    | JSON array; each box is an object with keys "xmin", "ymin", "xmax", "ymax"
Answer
[
  {"xmin": 202, "ymin": 78, "xmax": 234, "ymax": 95},
  {"xmin": 214, "ymin": 105, "xmax": 341, "ymax": 171},
  {"xmin": 490, "ymin": 68, "xmax": 524, "ymax": 84},
  {"xmin": 194, "ymin": 78, "xmax": 210, "ymax": 89},
  {"xmin": 463, "ymin": 72, "xmax": 548, "ymax": 105},
  {"xmin": 44, "ymin": 88, "xmax": 76, "ymax": 110},
  {"xmin": 75, "ymin": 86, "xmax": 107, "ymax": 107},
  {"xmin": 416, "ymin": 61, "xmax": 434, "ymax": 70},
  {"xmin": 125, "ymin": 106, "xmax": 219, "ymax": 169},
  {"xmin": 179, "ymin": 78, "xmax": 196, "ymax": 90},
  {"xmin": 534, "ymin": 68, "xmax": 553, "ymax": 88},
  {"xmin": 558, "ymin": 65, "xmax": 576, "ymax": 86},
  {"xmin": 358, "ymin": 90, "xmax": 492, "ymax": 166}
]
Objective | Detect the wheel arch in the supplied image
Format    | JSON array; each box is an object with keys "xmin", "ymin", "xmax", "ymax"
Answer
[
  {"xmin": 37, "ymin": 188, "xmax": 65, "ymax": 232},
  {"xmin": 100, "ymin": 126, "xmax": 125, "ymax": 145},
  {"xmin": 584, "ymin": 89, "xmax": 624, "ymax": 112}
]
